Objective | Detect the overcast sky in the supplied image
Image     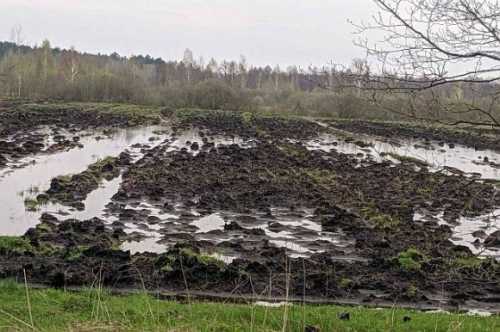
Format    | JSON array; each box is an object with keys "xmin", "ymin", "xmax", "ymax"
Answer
[{"xmin": 0, "ymin": 0, "xmax": 378, "ymax": 68}]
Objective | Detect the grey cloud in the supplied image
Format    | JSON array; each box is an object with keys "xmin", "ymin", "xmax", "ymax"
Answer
[{"xmin": 0, "ymin": 0, "xmax": 378, "ymax": 67}]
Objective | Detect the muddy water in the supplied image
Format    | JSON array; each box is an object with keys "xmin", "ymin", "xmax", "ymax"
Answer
[
  {"xmin": 37, "ymin": 176, "xmax": 123, "ymax": 222},
  {"xmin": 0, "ymin": 126, "xmax": 251, "ymax": 236},
  {"xmin": 0, "ymin": 126, "xmax": 167, "ymax": 235},
  {"xmin": 2, "ymin": 125, "xmax": 500, "ymax": 261},
  {"xmin": 121, "ymin": 222, "xmax": 168, "ymax": 254},
  {"xmin": 306, "ymin": 132, "xmax": 500, "ymax": 260},
  {"xmin": 307, "ymin": 133, "xmax": 500, "ymax": 180},
  {"xmin": 415, "ymin": 210, "xmax": 500, "ymax": 259},
  {"xmin": 121, "ymin": 207, "xmax": 353, "ymax": 259}
]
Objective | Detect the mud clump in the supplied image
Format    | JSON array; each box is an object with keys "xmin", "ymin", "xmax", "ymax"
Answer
[
  {"xmin": 24, "ymin": 216, "xmax": 124, "ymax": 248},
  {"xmin": 0, "ymin": 217, "xmax": 236, "ymax": 290},
  {"xmin": 0, "ymin": 102, "xmax": 161, "ymax": 136},
  {"xmin": 0, "ymin": 153, "xmax": 7, "ymax": 167},
  {"xmin": 0, "ymin": 137, "xmax": 53, "ymax": 166},
  {"xmin": 484, "ymin": 231, "xmax": 500, "ymax": 247},
  {"xmin": 121, "ymin": 141, "xmax": 499, "ymax": 224}
]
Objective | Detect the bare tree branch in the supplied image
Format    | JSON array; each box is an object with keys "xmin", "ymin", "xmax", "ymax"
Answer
[{"xmin": 345, "ymin": 0, "xmax": 500, "ymax": 127}]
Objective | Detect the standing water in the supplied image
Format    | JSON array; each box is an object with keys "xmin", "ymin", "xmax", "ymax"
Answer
[{"xmin": 0, "ymin": 126, "xmax": 167, "ymax": 235}]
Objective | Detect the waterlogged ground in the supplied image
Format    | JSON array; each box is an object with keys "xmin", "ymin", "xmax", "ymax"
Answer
[
  {"xmin": 306, "ymin": 133, "xmax": 500, "ymax": 180},
  {"xmin": 304, "ymin": 131, "xmax": 500, "ymax": 258},
  {"xmin": 0, "ymin": 104, "xmax": 499, "ymax": 313},
  {"xmin": 0, "ymin": 126, "xmax": 167, "ymax": 234}
]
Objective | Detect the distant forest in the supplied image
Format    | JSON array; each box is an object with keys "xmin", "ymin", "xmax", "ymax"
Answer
[{"xmin": 0, "ymin": 40, "xmax": 497, "ymax": 123}]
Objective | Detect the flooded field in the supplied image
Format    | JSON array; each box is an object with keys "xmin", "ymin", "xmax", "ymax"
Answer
[
  {"xmin": 0, "ymin": 104, "xmax": 499, "ymax": 312},
  {"xmin": 305, "ymin": 132, "xmax": 500, "ymax": 259},
  {"xmin": 2, "ymin": 123, "xmax": 498, "ymax": 260},
  {"xmin": 306, "ymin": 133, "xmax": 500, "ymax": 180},
  {"xmin": 0, "ymin": 126, "xmax": 167, "ymax": 235}
]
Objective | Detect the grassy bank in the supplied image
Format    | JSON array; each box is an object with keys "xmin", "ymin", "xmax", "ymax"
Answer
[{"xmin": 0, "ymin": 281, "xmax": 497, "ymax": 331}]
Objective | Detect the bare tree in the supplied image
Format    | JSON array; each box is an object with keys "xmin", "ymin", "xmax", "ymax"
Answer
[
  {"xmin": 351, "ymin": 0, "xmax": 500, "ymax": 126},
  {"xmin": 182, "ymin": 48, "xmax": 194, "ymax": 83},
  {"xmin": 239, "ymin": 55, "xmax": 248, "ymax": 89},
  {"xmin": 8, "ymin": 25, "xmax": 25, "ymax": 98},
  {"xmin": 10, "ymin": 25, "xmax": 24, "ymax": 46}
]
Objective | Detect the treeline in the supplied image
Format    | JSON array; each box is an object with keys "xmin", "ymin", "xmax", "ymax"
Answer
[
  {"xmin": 0, "ymin": 40, "xmax": 497, "ymax": 123},
  {"xmin": 0, "ymin": 41, "xmax": 332, "ymax": 108}
]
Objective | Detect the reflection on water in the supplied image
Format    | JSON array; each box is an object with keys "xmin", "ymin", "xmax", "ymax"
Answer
[
  {"xmin": 39, "ymin": 176, "xmax": 123, "ymax": 221},
  {"xmin": 452, "ymin": 213, "xmax": 500, "ymax": 259},
  {"xmin": 310, "ymin": 130, "xmax": 500, "ymax": 260},
  {"xmin": 2, "ymin": 124, "xmax": 500, "ymax": 261},
  {"xmin": 121, "ymin": 222, "xmax": 168, "ymax": 254},
  {"xmin": 307, "ymin": 134, "xmax": 500, "ymax": 180},
  {"xmin": 415, "ymin": 211, "xmax": 500, "ymax": 259},
  {"xmin": 0, "ymin": 126, "xmax": 167, "ymax": 236},
  {"xmin": 269, "ymin": 240, "xmax": 314, "ymax": 257},
  {"xmin": 192, "ymin": 213, "xmax": 226, "ymax": 233},
  {"xmin": 120, "ymin": 207, "xmax": 349, "ymax": 257}
]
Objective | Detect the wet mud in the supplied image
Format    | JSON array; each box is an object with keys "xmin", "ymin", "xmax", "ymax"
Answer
[
  {"xmin": 0, "ymin": 101, "xmax": 160, "ymax": 168},
  {"xmin": 0, "ymin": 104, "xmax": 499, "ymax": 312},
  {"xmin": 43, "ymin": 153, "xmax": 131, "ymax": 210},
  {"xmin": 328, "ymin": 119, "xmax": 500, "ymax": 152}
]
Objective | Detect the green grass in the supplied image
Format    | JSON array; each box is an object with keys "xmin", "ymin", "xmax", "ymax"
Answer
[
  {"xmin": 0, "ymin": 237, "xmax": 33, "ymax": 254},
  {"xmin": 360, "ymin": 206, "xmax": 401, "ymax": 231},
  {"xmin": 0, "ymin": 280, "xmax": 497, "ymax": 331},
  {"xmin": 397, "ymin": 248, "xmax": 428, "ymax": 272}
]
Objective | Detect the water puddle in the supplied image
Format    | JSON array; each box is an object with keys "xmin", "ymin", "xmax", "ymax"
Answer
[
  {"xmin": 39, "ymin": 176, "xmax": 123, "ymax": 221},
  {"xmin": 191, "ymin": 213, "xmax": 226, "ymax": 233},
  {"xmin": 0, "ymin": 126, "xmax": 167, "ymax": 235},
  {"xmin": 268, "ymin": 240, "xmax": 314, "ymax": 257},
  {"xmin": 121, "ymin": 202, "xmax": 179, "ymax": 221},
  {"xmin": 119, "ymin": 207, "xmax": 353, "ymax": 258},
  {"xmin": 121, "ymin": 222, "xmax": 167, "ymax": 254},
  {"xmin": 6, "ymin": 123, "xmax": 497, "ymax": 262},
  {"xmin": 415, "ymin": 211, "xmax": 500, "ymax": 259},
  {"xmin": 255, "ymin": 301, "xmax": 291, "ymax": 307},
  {"xmin": 307, "ymin": 133, "xmax": 500, "ymax": 180},
  {"xmin": 266, "ymin": 230, "xmax": 295, "ymax": 239},
  {"xmin": 465, "ymin": 309, "xmax": 493, "ymax": 317},
  {"xmin": 313, "ymin": 127, "xmax": 500, "ymax": 261}
]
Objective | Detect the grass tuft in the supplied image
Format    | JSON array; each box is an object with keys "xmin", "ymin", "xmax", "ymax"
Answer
[{"xmin": 397, "ymin": 248, "xmax": 427, "ymax": 272}]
